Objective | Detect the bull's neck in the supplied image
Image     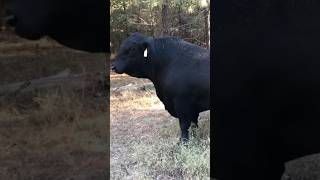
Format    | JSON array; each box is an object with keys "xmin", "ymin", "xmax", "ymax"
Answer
[{"xmin": 146, "ymin": 39, "xmax": 176, "ymax": 82}]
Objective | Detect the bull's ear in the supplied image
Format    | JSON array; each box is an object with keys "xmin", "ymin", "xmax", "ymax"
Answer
[{"xmin": 142, "ymin": 37, "xmax": 152, "ymax": 49}]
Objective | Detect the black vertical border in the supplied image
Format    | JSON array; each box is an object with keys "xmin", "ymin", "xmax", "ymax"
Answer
[{"xmin": 210, "ymin": 0, "xmax": 214, "ymax": 178}]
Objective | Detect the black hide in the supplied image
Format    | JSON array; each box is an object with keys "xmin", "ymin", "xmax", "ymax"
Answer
[
  {"xmin": 5, "ymin": 0, "xmax": 108, "ymax": 52},
  {"xmin": 213, "ymin": 1, "xmax": 320, "ymax": 179},
  {"xmin": 112, "ymin": 33, "xmax": 210, "ymax": 141}
]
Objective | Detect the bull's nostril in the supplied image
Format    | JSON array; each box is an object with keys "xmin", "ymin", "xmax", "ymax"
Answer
[{"xmin": 111, "ymin": 65, "xmax": 116, "ymax": 71}]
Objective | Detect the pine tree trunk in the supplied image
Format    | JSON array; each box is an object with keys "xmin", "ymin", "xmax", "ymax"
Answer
[
  {"xmin": 0, "ymin": 0, "xmax": 4, "ymax": 30},
  {"xmin": 161, "ymin": 0, "xmax": 169, "ymax": 37},
  {"xmin": 207, "ymin": 0, "xmax": 210, "ymax": 48},
  {"xmin": 204, "ymin": 8, "xmax": 210, "ymax": 48},
  {"xmin": 177, "ymin": 2, "xmax": 188, "ymax": 38}
]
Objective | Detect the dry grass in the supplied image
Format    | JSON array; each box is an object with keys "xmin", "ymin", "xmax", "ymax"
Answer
[
  {"xmin": 110, "ymin": 75, "xmax": 210, "ymax": 180},
  {"xmin": 0, "ymin": 90, "xmax": 108, "ymax": 180},
  {"xmin": 0, "ymin": 34, "xmax": 108, "ymax": 180},
  {"xmin": 131, "ymin": 118, "xmax": 210, "ymax": 180}
]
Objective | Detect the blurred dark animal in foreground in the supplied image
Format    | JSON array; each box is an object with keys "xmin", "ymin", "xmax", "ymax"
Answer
[
  {"xmin": 5, "ymin": 0, "xmax": 108, "ymax": 52},
  {"xmin": 213, "ymin": 1, "xmax": 320, "ymax": 179}
]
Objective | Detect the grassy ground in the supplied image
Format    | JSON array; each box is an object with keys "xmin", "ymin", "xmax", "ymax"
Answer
[
  {"xmin": 0, "ymin": 32, "xmax": 108, "ymax": 180},
  {"xmin": 110, "ymin": 73, "xmax": 210, "ymax": 179},
  {"xmin": 109, "ymin": 75, "xmax": 320, "ymax": 180},
  {"xmin": 2, "ymin": 31, "xmax": 320, "ymax": 180}
]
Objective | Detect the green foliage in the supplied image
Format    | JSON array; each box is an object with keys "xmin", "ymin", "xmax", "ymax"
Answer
[{"xmin": 110, "ymin": 0, "xmax": 210, "ymax": 52}]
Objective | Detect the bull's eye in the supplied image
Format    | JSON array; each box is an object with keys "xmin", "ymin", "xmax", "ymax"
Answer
[
  {"xmin": 124, "ymin": 48, "xmax": 131, "ymax": 55},
  {"xmin": 130, "ymin": 46, "xmax": 136, "ymax": 51},
  {"xmin": 125, "ymin": 47, "xmax": 134, "ymax": 54}
]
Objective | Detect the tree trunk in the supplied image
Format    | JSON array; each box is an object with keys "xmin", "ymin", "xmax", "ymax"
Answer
[
  {"xmin": 0, "ymin": 0, "xmax": 5, "ymax": 30},
  {"xmin": 122, "ymin": 0, "xmax": 128, "ymax": 34},
  {"xmin": 161, "ymin": 0, "xmax": 169, "ymax": 37},
  {"xmin": 207, "ymin": 0, "xmax": 210, "ymax": 48},
  {"xmin": 204, "ymin": 8, "xmax": 210, "ymax": 48},
  {"xmin": 177, "ymin": 2, "xmax": 188, "ymax": 38}
]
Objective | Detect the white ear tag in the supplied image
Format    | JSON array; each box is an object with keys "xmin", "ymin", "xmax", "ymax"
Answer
[{"xmin": 144, "ymin": 48, "xmax": 148, "ymax": 58}]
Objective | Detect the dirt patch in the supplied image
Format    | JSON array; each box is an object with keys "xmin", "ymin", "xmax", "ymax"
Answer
[
  {"xmin": 109, "ymin": 72, "xmax": 320, "ymax": 180},
  {"xmin": 0, "ymin": 33, "xmax": 108, "ymax": 180},
  {"xmin": 110, "ymin": 73, "xmax": 210, "ymax": 179},
  {"xmin": 285, "ymin": 154, "xmax": 320, "ymax": 180}
]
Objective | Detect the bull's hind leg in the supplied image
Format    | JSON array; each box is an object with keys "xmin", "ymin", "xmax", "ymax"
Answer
[
  {"xmin": 191, "ymin": 118, "xmax": 199, "ymax": 128},
  {"xmin": 174, "ymin": 98, "xmax": 199, "ymax": 141}
]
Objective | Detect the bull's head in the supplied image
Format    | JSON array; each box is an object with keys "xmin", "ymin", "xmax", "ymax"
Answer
[{"xmin": 111, "ymin": 33, "xmax": 153, "ymax": 78}]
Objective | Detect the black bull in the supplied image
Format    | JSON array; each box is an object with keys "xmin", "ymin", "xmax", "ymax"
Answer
[
  {"xmin": 112, "ymin": 33, "xmax": 210, "ymax": 141},
  {"xmin": 213, "ymin": 1, "xmax": 320, "ymax": 180}
]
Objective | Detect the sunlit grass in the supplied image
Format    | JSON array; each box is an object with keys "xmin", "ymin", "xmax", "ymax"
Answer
[
  {"xmin": 131, "ymin": 118, "xmax": 210, "ymax": 180},
  {"xmin": 110, "ymin": 83, "xmax": 210, "ymax": 179}
]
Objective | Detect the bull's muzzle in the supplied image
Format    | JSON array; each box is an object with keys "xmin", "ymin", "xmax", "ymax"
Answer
[{"xmin": 110, "ymin": 62, "xmax": 116, "ymax": 71}]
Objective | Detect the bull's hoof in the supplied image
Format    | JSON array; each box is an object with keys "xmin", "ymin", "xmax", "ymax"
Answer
[
  {"xmin": 177, "ymin": 137, "xmax": 189, "ymax": 146},
  {"xmin": 177, "ymin": 141, "xmax": 188, "ymax": 146},
  {"xmin": 191, "ymin": 122, "xmax": 198, "ymax": 128}
]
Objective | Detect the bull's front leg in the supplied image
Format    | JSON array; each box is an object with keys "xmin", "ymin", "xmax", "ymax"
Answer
[
  {"xmin": 174, "ymin": 98, "xmax": 199, "ymax": 142},
  {"xmin": 178, "ymin": 117, "xmax": 192, "ymax": 141}
]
